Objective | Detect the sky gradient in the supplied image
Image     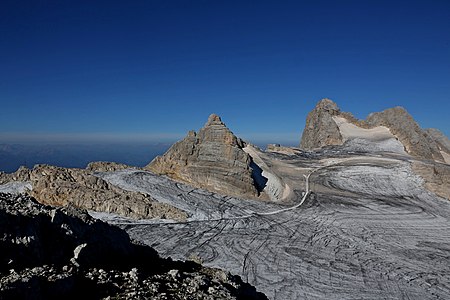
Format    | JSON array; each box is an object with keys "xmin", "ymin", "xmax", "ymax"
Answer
[{"xmin": 1, "ymin": 0, "xmax": 449, "ymax": 146}]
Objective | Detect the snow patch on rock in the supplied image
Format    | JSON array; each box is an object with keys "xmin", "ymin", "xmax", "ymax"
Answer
[
  {"xmin": 332, "ymin": 116, "xmax": 406, "ymax": 154},
  {"xmin": 0, "ymin": 181, "xmax": 31, "ymax": 194},
  {"xmin": 440, "ymin": 151, "xmax": 450, "ymax": 164},
  {"xmin": 243, "ymin": 145, "xmax": 289, "ymax": 202}
]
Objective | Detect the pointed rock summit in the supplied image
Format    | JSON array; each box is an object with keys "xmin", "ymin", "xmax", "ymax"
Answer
[
  {"xmin": 300, "ymin": 98, "xmax": 450, "ymax": 163},
  {"xmin": 299, "ymin": 98, "xmax": 344, "ymax": 149},
  {"xmin": 146, "ymin": 114, "xmax": 259, "ymax": 199}
]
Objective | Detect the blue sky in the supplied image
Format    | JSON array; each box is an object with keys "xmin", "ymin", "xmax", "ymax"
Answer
[{"xmin": 1, "ymin": 0, "xmax": 449, "ymax": 146}]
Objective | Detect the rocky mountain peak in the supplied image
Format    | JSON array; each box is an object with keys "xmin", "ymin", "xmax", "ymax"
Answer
[
  {"xmin": 300, "ymin": 98, "xmax": 343, "ymax": 149},
  {"xmin": 198, "ymin": 113, "xmax": 244, "ymax": 147},
  {"xmin": 300, "ymin": 99, "xmax": 449, "ymax": 163},
  {"xmin": 315, "ymin": 98, "xmax": 340, "ymax": 114},
  {"xmin": 146, "ymin": 114, "xmax": 259, "ymax": 199},
  {"xmin": 206, "ymin": 113, "xmax": 224, "ymax": 126}
]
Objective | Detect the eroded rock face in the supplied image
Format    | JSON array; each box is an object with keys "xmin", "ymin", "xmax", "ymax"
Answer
[
  {"xmin": 424, "ymin": 128, "xmax": 450, "ymax": 164},
  {"xmin": 300, "ymin": 98, "xmax": 344, "ymax": 150},
  {"xmin": 86, "ymin": 161, "xmax": 134, "ymax": 172},
  {"xmin": 366, "ymin": 107, "xmax": 444, "ymax": 161},
  {"xmin": 146, "ymin": 114, "xmax": 260, "ymax": 199},
  {"xmin": 29, "ymin": 164, "xmax": 186, "ymax": 221},
  {"xmin": 412, "ymin": 161, "xmax": 450, "ymax": 200},
  {"xmin": 0, "ymin": 193, "xmax": 267, "ymax": 300},
  {"xmin": 0, "ymin": 166, "xmax": 30, "ymax": 184}
]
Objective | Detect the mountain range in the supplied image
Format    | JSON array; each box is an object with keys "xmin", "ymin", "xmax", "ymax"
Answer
[{"xmin": 1, "ymin": 98, "xmax": 450, "ymax": 299}]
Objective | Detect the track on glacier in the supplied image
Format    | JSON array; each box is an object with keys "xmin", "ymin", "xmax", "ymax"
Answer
[{"xmin": 96, "ymin": 149, "xmax": 450, "ymax": 300}]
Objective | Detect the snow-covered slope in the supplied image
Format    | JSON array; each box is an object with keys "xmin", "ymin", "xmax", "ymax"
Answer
[
  {"xmin": 332, "ymin": 116, "xmax": 406, "ymax": 154},
  {"xmin": 95, "ymin": 148, "xmax": 450, "ymax": 300}
]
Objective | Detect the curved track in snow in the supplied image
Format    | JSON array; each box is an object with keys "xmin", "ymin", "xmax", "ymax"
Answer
[{"xmin": 97, "ymin": 150, "xmax": 450, "ymax": 300}]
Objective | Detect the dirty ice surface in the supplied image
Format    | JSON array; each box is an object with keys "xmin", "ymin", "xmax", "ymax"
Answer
[{"xmin": 96, "ymin": 147, "xmax": 450, "ymax": 300}]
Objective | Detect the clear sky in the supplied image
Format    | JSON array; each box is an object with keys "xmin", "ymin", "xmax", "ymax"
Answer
[{"xmin": 1, "ymin": 0, "xmax": 449, "ymax": 146}]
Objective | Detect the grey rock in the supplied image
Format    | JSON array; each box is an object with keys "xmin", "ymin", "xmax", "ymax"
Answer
[
  {"xmin": 146, "ymin": 114, "xmax": 260, "ymax": 199},
  {"xmin": 86, "ymin": 161, "xmax": 134, "ymax": 172},
  {"xmin": 0, "ymin": 166, "xmax": 30, "ymax": 184},
  {"xmin": 300, "ymin": 98, "xmax": 344, "ymax": 149},
  {"xmin": 424, "ymin": 128, "xmax": 450, "ymax": 161},
  {"xmin": 412, "ymin": 161, "xmax": 450, "ymax": 200}
]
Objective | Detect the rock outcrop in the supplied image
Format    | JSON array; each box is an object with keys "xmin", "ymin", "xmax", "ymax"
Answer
[
  {"xmin": 412, "ymin": 161, "xmax": 450, "ymax": 200},
  {"xmin": 146, "ymin": 114, "xmax": 261, "ymax": 199},
  {"xmin": 424, "ymin": 128, "xmax": 450, "ymax": 164},
  {"xmin": 0, "ymin": 166, "xmax": 30, "ymax": 184},
  {"xmin": 29, "ymin": 164, "xmax": 186, "ymax": 221},
  {"xmin": 0, "ymin": 193, "xmax": 267, "ymax": 299},
  {"xmin": 300, "ymin": 98, "xmax": 344, "ymax": 149},
  {"xmin": 366, "ymin": 107, "xmax": 444, "ymax": 161},
  {"xmin": 86, "ymin": 161, "xmax": 134, "ymax": 172}
]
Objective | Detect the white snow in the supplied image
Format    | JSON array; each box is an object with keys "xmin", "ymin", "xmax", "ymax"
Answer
[
  {"xmin": 112, "ymin": 153, "xmax": 450, "ymax": 300},
  {"xmin": 332, "ymin": 116, "xmax": 406, "ymax": 154},
  {"xmin": 0, "ymin": 181, "xmax": 31, "ymax": 194},
  {"xmin": 95, "ymin": 169, "xmax": 284, "ymax": 222},
  {"xmin": 440, "ymin": 151, "xmax": 450, "ymax": 164},
  {"xmin": 243, "ymin": 145, "xmax": 290, "ymax": 201}
]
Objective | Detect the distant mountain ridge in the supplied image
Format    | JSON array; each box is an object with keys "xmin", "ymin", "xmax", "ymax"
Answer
[{"xmin": 300, "ymin": 98, "xmax": 450, "ymax": 164}]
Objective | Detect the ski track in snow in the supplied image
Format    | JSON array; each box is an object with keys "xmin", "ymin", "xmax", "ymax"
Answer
[{"xmin": 94, "ymin": 151, "xmax": 450, "ymax": 300}]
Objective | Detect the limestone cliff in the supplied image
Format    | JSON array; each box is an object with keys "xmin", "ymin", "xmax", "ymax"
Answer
[
  {"xmin": 299, "ymin": 98, "xmax": 344, "ymax": 150},
  {"xmin": 146, "ymin": 114, "xmax": 260, "ymax": 199},
  {"xmin": 366, "ymin": 107, "xmax": 444, "ymax": 161},
  {"xmin": 424, "ymin": 128, "xmax": 450, "ymax": 164}
]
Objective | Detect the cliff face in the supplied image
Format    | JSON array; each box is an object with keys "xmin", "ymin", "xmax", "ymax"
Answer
[
  {"xmin": 424, "ymin": 128, "xmax": 450, "ymax": 164},
  {"xmin": 146, "ymin": 114, "xmax": 260, "ymax": 199},
  {"xmin": 299, "ymin": 99, "xmax": 343, "ymax": 150},
  {"xmin": 366, "ymin": 107, "xmax": 444, "ymax": 161}
]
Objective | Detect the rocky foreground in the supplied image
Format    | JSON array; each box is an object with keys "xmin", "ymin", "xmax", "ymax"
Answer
[{"xmin": 0, "ymin": 193, "xmax": 267, "ymax": 299}]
